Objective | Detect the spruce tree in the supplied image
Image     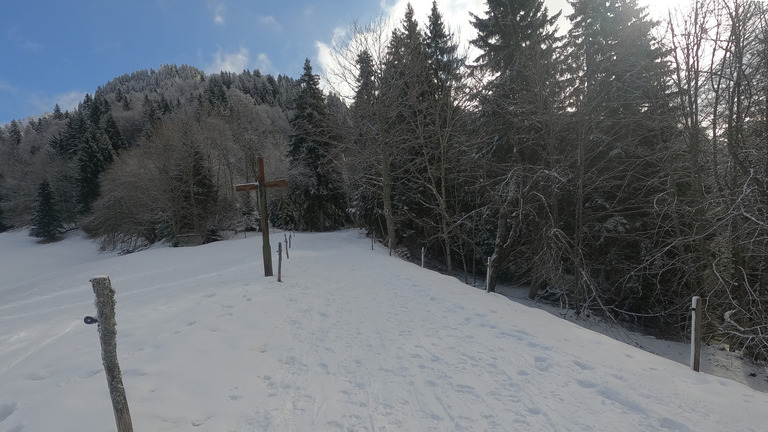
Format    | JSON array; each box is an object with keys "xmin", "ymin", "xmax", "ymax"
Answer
[
  {"xmin": 470, "ymin": 0, "xmax": 562, "ymax": 292},
  {"xmin": 8, "ymin": 120, "xmax": 22, "ymax": 147},
  {"xmin": 30, "ymin": 179, "xmax": 63, "ymax": 240},
  {"xmin": 288, "ymin": 58, "xmax": 347, "ymax": 231},
  {"xmin": 52, "ymin": 104, "xmax": 64, "ymax": 121},
  {"xmin": 77, "ymin": 130, "xmax": 113, "ymax": 214},
  {"xmin": 0, "ymin": 194, "xmax": 8, "ymax": 233},
  {"xmin": 103, "ymin": 113, "xmax": 127, "ymax": 152},
  {"xmin": 565, "ymin": 0, "xmax": 676, "ymax": 311}
]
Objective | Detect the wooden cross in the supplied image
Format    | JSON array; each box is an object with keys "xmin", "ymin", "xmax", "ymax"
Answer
[{"xmin": 235, "ymin": 156, "xmax": 287, "ymax": 277}]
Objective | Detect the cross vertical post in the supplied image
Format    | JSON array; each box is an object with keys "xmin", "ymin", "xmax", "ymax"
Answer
[
  {"xmin": 257, "ymin": 157, "xmax": 272, "ymax": 276},
  {"xmin": 235, "ymin": 156, "xmax": 287, "ymax": 278}
]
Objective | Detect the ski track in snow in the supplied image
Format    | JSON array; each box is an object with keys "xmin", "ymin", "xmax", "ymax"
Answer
[{"xmin": 1, "ymin": 229, "xmax": 768, "ymax": 431}]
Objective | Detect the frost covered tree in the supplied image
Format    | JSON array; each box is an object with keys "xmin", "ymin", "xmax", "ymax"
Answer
[
  {"xmin": 287, "ymin": 59, "xmax": 348, "ymax": 231},
  {"xmin": 471, "ymin": 0, "xmax": 563, "ymax": 292},
  {"xmin": 563, "ymin": 0, "xmax": 676, "ymax": 313}
]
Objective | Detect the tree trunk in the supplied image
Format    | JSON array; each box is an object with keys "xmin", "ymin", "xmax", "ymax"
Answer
[{"xmin": 381, "ymin": 142, "xmax": 397, "ymax": 251}]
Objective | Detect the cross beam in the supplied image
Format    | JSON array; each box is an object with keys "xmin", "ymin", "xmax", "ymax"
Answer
[{"xmin": 235, "ymin": 156, "xmax": 287, "ymax": 277}]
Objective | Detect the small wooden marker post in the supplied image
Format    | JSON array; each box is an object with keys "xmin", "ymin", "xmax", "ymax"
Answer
[
  {"xmin": 690, "ymin": 296, "xmax": 702, "ymax": 372},
  {"xmin": 421, "ymin": 247, "xmax": 425, "ymax": 268},
  {"xmin": 90, "ymin": 276, "xmax": 134, "ymax": 432},
  {"xmin": 235, "ymin": 156, "xmax": 287, "ymax": 277},
  {"xmin": 277, "ymin": 242, "xmax": 283, "ymax": 282},
  {"xmin": 284, "ymin": 234, "xmax": 289, "ymax": 259},
  {"xmin": 486, "ymin": 257, "xmax": 491, "ymax": 293}
]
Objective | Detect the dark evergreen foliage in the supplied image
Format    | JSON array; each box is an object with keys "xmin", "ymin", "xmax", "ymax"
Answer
[
  {"xmin": 29, "ymin": 179, "xmax": 63, "ymax": 240},
  {"xmin": 286, "ymin": 59, "xmax": 348, "ymax": 231},
  {"xmin": 0, "ymin": 194, "xmax": 8, "ymax": 232}
]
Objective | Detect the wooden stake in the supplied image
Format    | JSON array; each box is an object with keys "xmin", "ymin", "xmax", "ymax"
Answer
[
  {"xmin": 421, "ymin": 247, "xmax": 425, "ymax": 268},
  {"xmin": 91, "ymin": 276, "xmax": 134, "ymax": 432},
  {"xmin": 691, "ymin": 296, "xmax": 702, "ymax": 371},
  {"xmin": 277, "ymin": 242, "xmax": 283, "ymax": 283},
  {"xmin": 486, "ymin": 257, "xmax": 491, "ymax": 293}
]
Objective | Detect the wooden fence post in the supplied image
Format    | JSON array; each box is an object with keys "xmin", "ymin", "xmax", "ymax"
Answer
[
  {"xmin": 421, "ymin": 247, "xmax": 425, "ymax": 268},
  {"xmin": 285, "ymin": 239, "xmax": 289, "ymax": 259},
  {"xmin": 371, "ymin": 237, "xmax": 374, "ymax": 251},
  {"xmin": 277, "ymin": 242, "xmax": 283, "ymax": 283},
  {"xmin": 90, "ymin": 276, "xmax": 134, "ymax": 432},
  {"xmin": 486, "ymin": 257, "xmax": 491, "ymax": 293},
  {"xmin": 690, "ymin": 296, "xmax": 702, "ymax": 372}
]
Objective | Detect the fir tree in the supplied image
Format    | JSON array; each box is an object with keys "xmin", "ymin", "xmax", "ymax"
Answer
[
  {"xmin": 52, "ymin": 104, "xmax": 64, "ymax": 121},
  {"xmin": 76, "ymin": 130, "xmax": 113, "ymax": 214},
  {"xmin": 8, "ymin": 120, "xmax": 22, "ymax": 147},
  {"xmin": 564, "ymin": 0, "xmax": 676, "ymax": 311},
  {"xmin": 425, "ymin": 0, "xmax": 462, "ymax": 94},
  {"xmin": 288, "ymin": 58, "xmax": 348, "ymax": 231},
  {"xmin": 0, "ymin": 194, "xmax": 8, "ymax": 233},
  {"xmin": 103, "ymin": 113, "xmax": 127, "ymax": 152},
  {"xmin": 29, "ymin": 179, "xmax": 63, "ymax": 240},
  {"xmin": 470, "ymin": 0, "xmax": 563, "ymax": 292}
]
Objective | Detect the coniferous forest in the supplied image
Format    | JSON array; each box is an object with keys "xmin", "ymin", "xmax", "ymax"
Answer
[{"xmin": 2, "ymin": 0, "xmax": 768, "ymax": 359}]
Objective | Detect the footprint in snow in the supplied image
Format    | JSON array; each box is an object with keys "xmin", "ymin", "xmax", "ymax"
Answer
[
  {"xmin": 25, "ymin": 372, "xmax": 49, "ymax": 381},
  {"xmin": 572, "ymin": 360, "xmax": 594, "ymax": 371},
  {"xmin": 576, "ymin": 379, "xmax": 599, "ymax": 389},
  {"xmin": 534, "ymin": 356, "xmax": 551, "ymax": 372},
  {"xmin": 658, "ymin": 417, "xmax": 691, "ymax": 432}
]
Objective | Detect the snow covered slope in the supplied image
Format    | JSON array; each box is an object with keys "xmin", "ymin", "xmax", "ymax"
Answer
[{"xmin": 1, "ymin": 229, "xmax": 767, "ymax": 431}]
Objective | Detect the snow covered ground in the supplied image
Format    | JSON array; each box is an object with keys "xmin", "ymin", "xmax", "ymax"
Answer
[{"xmin": 1, "ymin": 229, "xmax": 768, "ymax": 431}]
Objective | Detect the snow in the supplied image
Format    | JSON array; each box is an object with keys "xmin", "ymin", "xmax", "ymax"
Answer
[{"xmin": 1, "ymin": 229, "xmax": 768, "ymax": 431}]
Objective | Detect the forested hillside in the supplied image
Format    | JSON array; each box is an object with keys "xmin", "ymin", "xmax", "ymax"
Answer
[{"xmin": 1, "ymin": 0, "xmax": 768, "ymax": 360}]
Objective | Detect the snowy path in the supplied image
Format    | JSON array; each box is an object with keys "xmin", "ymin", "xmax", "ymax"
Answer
[{"xmin": 1, "ymin": 229, "xmax": 767, "ymax": 431}]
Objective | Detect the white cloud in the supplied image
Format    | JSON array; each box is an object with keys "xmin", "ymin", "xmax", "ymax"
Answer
[
  {"xmin": 208, "ymin": 0, "xmax": 226, "ymax": 25},
  {"xmin": 7, "ymin": 27, "xmax": 43, "ymax": 53},
  {"xmin": 259, "ymin": 15, "xmax": 282, "ymax": 33},
  {"xmin": 313, "ymin": 0, "xmax": 487, "ymax": 100},
  {"xmin": 206, "ymin": 47, "xmax": 250, "ymax": 73},
  {"xmin": 0, "ymin": 79, "xmax": 16, "ymax": 93},
  {"xmin": 25, "ymin": 90, "xmax": 86, "ymax": 119},
  {"xmin": 255, "ymin": 53, "xmax": 276, "ymax": 75},
  {"xmin": 52, "ymin": 91, "xmax": 87, "ymax": 113},
  {"xmin": 380, "ymin": 0, "xmax": 486, "ymax": 59}
]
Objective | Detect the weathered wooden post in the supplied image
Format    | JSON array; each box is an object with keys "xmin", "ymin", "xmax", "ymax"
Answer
[
  {"xmin": 235, "ymin": 156, "xmax": 287, "ymax": 278},
  {"xmin": 421, "ymin": 247, "xmax": 425, "ymax": 268},
  {"xmin": 277, "ymin": 242, "xmax": 283, "ymax": 283},
  {"xmin": 284, "ymin": 239, "xmax": 289, "ymax": 259},
  {"xmin": 485, "ymin": 257, "xmax": 492, "ymax": 293},
  {"xmin": 89, "ymin": 276, "xmax": 134, "ymax": 432},
  {"xmin": 690, "ymin": 296, "xmax": 702, "ymax": 372}
]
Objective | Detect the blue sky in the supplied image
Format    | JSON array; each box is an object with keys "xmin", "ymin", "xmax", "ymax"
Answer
[
  {"xmin": 1, "ymin": 0, "xmax": 493, "ymax": 125},
  {"xmin": 1, "ymin": 0, "xmax": 675, "ymax": 126},
  {"xmin": 1, "ymin": 0, "xmax": 391, "ymax": 125}
]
